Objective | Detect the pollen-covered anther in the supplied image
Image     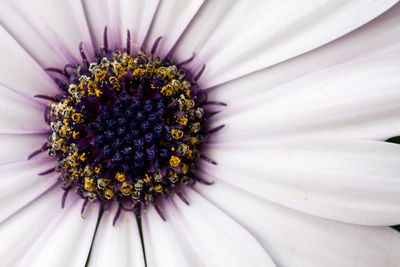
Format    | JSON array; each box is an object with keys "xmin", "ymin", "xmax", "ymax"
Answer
[{"xmin": 39, "ymin": 47, "xmax": 219, "ymax": 213}]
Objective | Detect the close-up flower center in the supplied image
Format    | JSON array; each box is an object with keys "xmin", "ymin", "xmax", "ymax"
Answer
[{"xmin": 31, "ymin": 33, "xmax": 223, "ymax": 219}]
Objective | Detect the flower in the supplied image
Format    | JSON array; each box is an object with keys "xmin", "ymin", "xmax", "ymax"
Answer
[{"xmin": 0, "ymin": 0, "xmax": 400, "ymax": 266}]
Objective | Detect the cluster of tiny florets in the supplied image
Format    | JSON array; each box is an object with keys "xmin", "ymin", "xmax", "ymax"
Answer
[{"xmin": 47, "ymin": 50, "xmax": 205, "ymax": 209}]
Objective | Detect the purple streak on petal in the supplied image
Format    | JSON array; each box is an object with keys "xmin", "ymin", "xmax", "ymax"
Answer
[
  {"xmin": 194, "ymin": 64, "xmax": 206, "ymax": 82},
  {"xmin": 38, "ymin": 167, "xmax": 56, "ymax": 176},
  {"xmin": 126, "ymin": 30, "xmax": 131, "ymax": 55},
  {"xmin": 45, "ymin": 68, "xmax": 69, "ymax": 78},
  {"xmin": 112, "ymin": 204, "xmax": 122, "ymax": 226},
  {"xmin": 120, "ymin": 201, "xmax": 135, "ymax": 211},
  {"xmin": 196, "ymin": 90, "xmax": 207, "ymax": 104},
  {"xmin": 44, "ymin": 105, "xmax": 51, "ymax": 124},
  {"xmin": 64, "ymin": 64, "xmax": 75, "ymax": 75},
  {"xmin": 151, "ymin": 36, "xmax": 163, "ymax": 55},
  {"xmin": 206, "ymin": 124, "xmax": 225, "ymax": 134},
  {"xmin": 80, "ymin": 199, "xmax": 89, "ymax": 218},
  {"xmin": 202, "ymin": 101, "xmax": 227, "ymax": 106},
  {"xmin": 61, "ymin": 188, "xmax": 70, "ymax": 208},
  {"xmin": 192, "ymin": 174, "xmax": 214, "ymax": 185},
  {"xmin": 103, "ymin": 26, "xmax": 109, "ymax": 52},
  {"xmin": 176, "ymin": 191, "xmax": 190, "ymax": 206},
  {"xmin": 34, "ymin": 95, "xmax": 57, "ymax": 102},
  {"xmin": 154, "ymin": 204, "xmax": 166, "ymax": 221},
  {"xmin": 79, "ymin": 42, "xmax": 88, "ymax": 67},
  {"xmin": 28, "ymin": 149, "xmax": 45, "ymax": 160},
  {"xmin": 200, "ymin": 154, "xmax": 217, "ymax": 165},
  {"xmin": 205, "ymin": 111, "xmax": 220, "ymax": 119},
  {"xmin": 177, "ymin": 53, "xmax": 195, "ymax": 67},
  {"xmin": 28, "ymin": 142, "xmax": 50, "ymax": 160}
]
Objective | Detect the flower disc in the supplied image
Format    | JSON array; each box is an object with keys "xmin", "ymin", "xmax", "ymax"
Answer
[{"xmin": 47, "ymin": 50, "xmax": 205, "ymax": 209}]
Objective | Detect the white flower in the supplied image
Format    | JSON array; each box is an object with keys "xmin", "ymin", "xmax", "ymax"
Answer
[{"xmin": 0, "ymin": 0, "xmax": 400, "ymax": 266}]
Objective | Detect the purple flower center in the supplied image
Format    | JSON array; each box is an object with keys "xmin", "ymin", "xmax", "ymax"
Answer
[{"xmin": 31, "ymin": 29, "xmax": 225, "ymax": 221}]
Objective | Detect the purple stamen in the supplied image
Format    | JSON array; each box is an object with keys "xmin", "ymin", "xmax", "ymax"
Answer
[
  {"xmin": 177, "ymin": 53, "xmax": 195, "ymax": 67},
  {"xmin": 206, "ymin": 124, "xmax": 225, "ymax": 134},
  {"xmin": 34, "ymin": 95, "xmax": 57, "ymax": 102},
  {"xmin": 103, "ymin": 26, "xmax": 109, "ymax": 52},
  {"xmin": 112, "ymin": 204, "xmax": 122, "ymax": 226},
  {"xmin": 176, "ymin": 191, "xmax": 190, "ymax": 206},
  {"xmin": 202, "ymin": 101, "xmax": 227, "ymax": 106},
  {"xmin": 38, "ymin": 167, "xmax": 56, "ymax": 176},
  {"xmin": 194, "ymin": 64, "xmax": 206, "ymax": 81},
  {"xmin": 61, "ymin": 188, "xmax": 70, "ymax": 208},
  {"xmin": 151, "ymin": 36, "xmax": 163, "ymax": 55},
  {"xmin": 200, "ymin": 154, "xmax": 217, "ymax": 165},
  {"xmin": 154, "ymin": 204, "xmax": 166, "ymax": 221},
  {"xmin": 126, "ymin": 30, "xmax": 131, "ymax": 55},
  {"xmin": 80, "ymin": 199, "xmax": 89, "ymax": 218}
]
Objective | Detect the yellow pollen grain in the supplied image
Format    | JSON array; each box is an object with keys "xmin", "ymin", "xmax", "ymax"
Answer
[
  {"xmin": 169, "ymin": 156, "xmax": 181, "ymax": 167},
  {"xmin": 115, "ymin": 172, "xmax": 126, "ymax": 182},
  {"xmin": 171, "ymin": 129, "xmax": 184, "ymax": 140},
  {"xmin": 144, "ymin": 174, "xmax": 152, "ymax": 183}
]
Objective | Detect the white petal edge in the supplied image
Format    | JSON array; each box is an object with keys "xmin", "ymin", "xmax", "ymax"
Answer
[
  {"xmin": 167, "ymin": 188, "xmax": 276, "ymax": 267},
  {"xmin": 16, "ymin": 194, "xmax": 100, "ymax": 267},
  {"xmin": 143, "ymin": 0, "xmax": 204, "ymax": 59},
  {"xmin": 0, "ymin": 158, "xmax": 58, "ymax": 223},
  {"xmin": 171, "ymin": 0, "xmax": 398, "ymax": 88},
  {"xmin": 0, "ymin": 25, "xmax": 58, "ymax": 98},
  {"xmin": 195, "ymin": 179, "xmax": 400, "ymax": 267},
  {"xmin": 89, "ymin": 203, "xmax": 145, "ymax": 267},
  {"xmin": 200, "ymin": 140, "xmax": 400, "ymax": 226},
  {"xmin": 209, "ymin": 55, "xmax": 400, "ymax": 142}
]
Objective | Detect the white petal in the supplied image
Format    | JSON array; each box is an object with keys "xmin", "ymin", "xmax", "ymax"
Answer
[
  {"xmin": 0, "ymin": 133, "xmax": 48, "ymax": 164},
  {"xmin": 0, "ymin": 85, "xmax": 48, "ymax": 134},
  {"xmin": 0, "ymin": 184, "xmax": 61, "ymax": 266},
  {"xmin": 142, "ymin": 190, "xmax": 276, "ymax": 267},
  {"xmin": 0, "ymin": 158, "xmax": 58, "ymax": 223},
  {"xmin": 17, "ymin": 196, "xmax": 100, "ymax": 267},
  {"xmin": 143, "ymin": 0, "xmax": 204, "ymax": 58},
  {"xmin": 6, "ymin": 0, "xmax": 95, "ymax": 65},
  {"xmin": 0, "ymin": 1, "xmax": 67, "ymax": 68},
  {"xmin": 201, "ymin": 140, "xmax": 400, "ymax": 226},
  {"xmin": 142, "ymin": 202, "xmax": 199, "ymax": 267},
  {"xmin": 210, "ymin": 55, "xmax": 400, "ymax": 141},
  {"xmin": 82, "ymin": 0, "xmax": 121, "ymax": 51},
  {"xmin": 207, "ymin": 3, "xmax": 400, "ymax": 107},
  {"xmin": 171, "ymin": 0, "xmax": 397, "ymax": 88},
  {"xmin": 168, "ymin": 189, "xmax": 276, "ymax": 267},
  {"xmin": 195, "ymin": 180, "xmax": 400, "ymax": 267},
  {"xmin": 89, "ymin": 204, "xmax": 145, "ymax": 267},
  {"xmin": 120, "ymin": 0, "xmax": 160, "ymax": 49},
  {"xmin": 0, "ymin": 26, "xmax": 58, "ymax": 98}
]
